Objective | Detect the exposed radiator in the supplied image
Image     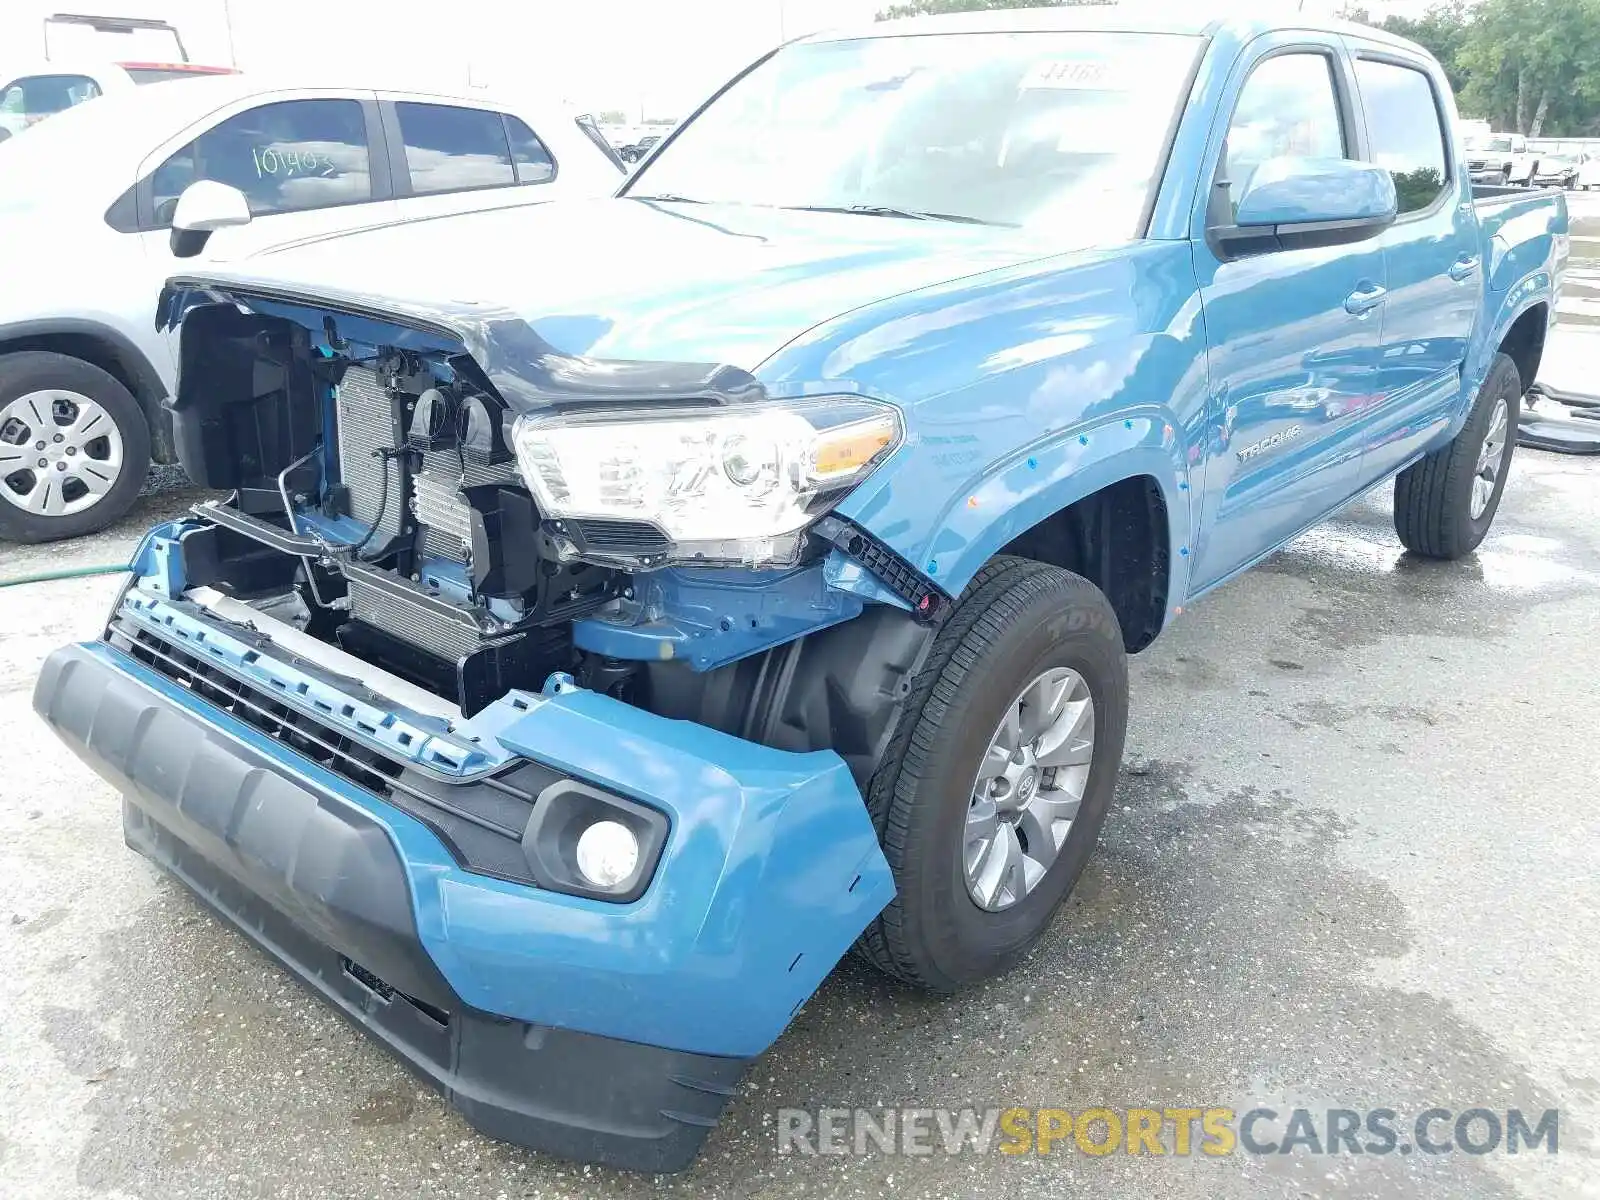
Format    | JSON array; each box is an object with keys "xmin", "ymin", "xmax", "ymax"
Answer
[
  {"xmin": 344, "ymin": 568, "xmax": 491, "ymax": 662},
  {"xmin": 336, "ymin": 367, "xmax": 406, "ymax": 542},
  {"xmin": 412, "ymin": 470, "xmax": 474, "ymax": 562}
]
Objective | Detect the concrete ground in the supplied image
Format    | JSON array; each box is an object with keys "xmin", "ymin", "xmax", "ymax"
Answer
[{"xmin": 2, "ymin": 197, "xmax": 1598, "ymax": 1200}]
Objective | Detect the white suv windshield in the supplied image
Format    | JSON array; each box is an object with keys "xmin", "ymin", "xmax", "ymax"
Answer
[{"xmin": 630, "ymin": 30, "xmax": 1201, "ymax": 239}]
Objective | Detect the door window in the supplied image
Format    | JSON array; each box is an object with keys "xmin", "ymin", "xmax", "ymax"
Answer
[
  {"xmin": 1221, "ymin": 53, "xmax": 1347, "ymax": 218},
  {"xmin": 149, "ymin": 98, "xmax": 372, "ymax": 224},
  {"xmin": 506, "ymin": 115, "xmax": 556, "ymax": 183},
  {"xmin": 1356, "ymin": 59, "xmax": 1449, "ymax": 213},
  {"xmin": 396, "ymin": 102, "xmax": 518, "ymax": 194}
]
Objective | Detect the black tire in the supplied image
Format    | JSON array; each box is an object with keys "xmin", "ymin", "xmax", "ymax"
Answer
[
  {"xmin": 1393, "ymin": 352, "xmax": 1521, "ymax": 560},
  {"xmin": 854, "ymin": 556, "xmax": 1129, "ymax": 992},
  {"xmin": 0, "ymin": 351, "xmax": 150, "ymax": 543}
]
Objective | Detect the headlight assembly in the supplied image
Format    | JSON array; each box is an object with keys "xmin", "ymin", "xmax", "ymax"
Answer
[{"xmin": 511, "ymin": 397, "xmax": 903, "ymax": 567}]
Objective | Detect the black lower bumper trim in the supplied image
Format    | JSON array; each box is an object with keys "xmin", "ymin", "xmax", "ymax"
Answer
[{"xmin": 37, "ymin": 644, "xmax": 747, "ymax": 1172}]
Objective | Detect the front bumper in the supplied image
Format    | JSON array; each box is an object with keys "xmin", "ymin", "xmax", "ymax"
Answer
[{"xmin": 36, "ymin": 613, "xmax": 892, "ymax": 1167}]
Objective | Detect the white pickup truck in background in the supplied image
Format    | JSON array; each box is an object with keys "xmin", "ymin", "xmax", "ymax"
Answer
[
  {"xmin": 0, "ymin": 11, "xmax": 235, "ymax": 142},
  {"xmin": 1463, "ymin": 128, "xmax": 1541, "ymax": 186}
]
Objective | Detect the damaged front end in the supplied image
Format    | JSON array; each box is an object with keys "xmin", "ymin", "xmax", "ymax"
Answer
[
  {"xmin": 155, "ymin": 277, "xmax": 939, "ymax": 716},
  {"xmin": 32, "ymin": 277, "xmax": 944, "ymax": 1169}
]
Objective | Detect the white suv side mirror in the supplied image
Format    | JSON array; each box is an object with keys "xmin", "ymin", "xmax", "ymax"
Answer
[{"xmin": 170, "ymin": 180, "xmax": 252, "ymax": 258}]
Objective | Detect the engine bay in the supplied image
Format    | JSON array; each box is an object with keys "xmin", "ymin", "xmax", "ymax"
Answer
[{"xmin": 167, "ymin": 301, "xmax": 630, "ymax": 715}]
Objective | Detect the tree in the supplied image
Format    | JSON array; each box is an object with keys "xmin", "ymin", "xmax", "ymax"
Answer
[
  {"xmin": 1383, "ymin": 4, "xmax": 1474, "ymax": 95},
  {"xmin": 1457, "ymin": 0, "xmax": 1600, "ymax": 134},
  {"xmin": 1341, "ymin": 4, "xmax": 1472, "ymax": 93}
]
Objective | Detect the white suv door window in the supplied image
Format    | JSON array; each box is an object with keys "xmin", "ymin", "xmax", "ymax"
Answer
[
  {"xmin": 395, "ymin": 103, "xmax": 559, "ymax": 194},
  {"xmin": 396, "ymin": 102, "xmax": 517, "ymax": 194},
  {"xmin": 507, "ymin": 115, "xmax": 556, "ymax": 183},
  {"xmin": 150, "ymin": 98, "xmax": 373, "ymax": 224}
]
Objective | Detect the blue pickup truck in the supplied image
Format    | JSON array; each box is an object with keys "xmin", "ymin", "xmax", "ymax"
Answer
[{"xmin": 33, "ymin": 7, "xmax": 1566, "ymax": 1172}]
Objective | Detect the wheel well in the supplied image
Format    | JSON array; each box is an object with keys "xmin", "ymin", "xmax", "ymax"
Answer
[
  {"xmin": 0, "ymin": 329, "xmax": 173, "ymax": 462},
  {"xmin": 999, "ymin": 475, "xmax": 1170, "ymax": 653},
  {"xmin": 1499, "ymin": 304, "xmax": 1547, "ymax": 393}
]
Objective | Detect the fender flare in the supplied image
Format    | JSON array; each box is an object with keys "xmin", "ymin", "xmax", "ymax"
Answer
[
  {"xmin": 0, "ymin": 317, "xmax": 173, "ymax": 460},
  {"xmin": 1462, "ymin": 280, "xmax": 1553, "ymax": 414},
  {"xmin": 909, "ymin": 406, "xmax": 1194, "ymax": 602}
]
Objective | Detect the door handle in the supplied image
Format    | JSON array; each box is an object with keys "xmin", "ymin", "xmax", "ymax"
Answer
[
  {"xmin": 1344, "ymin": 285, "xmax": 1388, "ymax": 316},
  {"xmin": 1448, "ymin": 255, "xmax": 1480, "ymax": 281}
]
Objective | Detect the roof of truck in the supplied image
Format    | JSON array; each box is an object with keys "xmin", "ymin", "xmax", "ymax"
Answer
[{"xmin": 807, "ymin": 3, "xmax": 1428, "ymax": 57}]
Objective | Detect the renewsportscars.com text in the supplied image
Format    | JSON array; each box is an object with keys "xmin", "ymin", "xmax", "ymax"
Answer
[{"xmin": 776, "ymin": 1106, "xmax": 1560, "ymax": 1158}]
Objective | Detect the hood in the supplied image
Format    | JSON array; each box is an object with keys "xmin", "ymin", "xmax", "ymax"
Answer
[{"xmin": 179, "ymin": 197, "xmax": 1062, "ymax": 372}]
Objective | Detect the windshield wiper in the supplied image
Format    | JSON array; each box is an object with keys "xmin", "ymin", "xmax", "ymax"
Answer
[
  {"xmin": 629, "ymin": 193, "xmax": 706, "ymax": 204},
  {"xmin": 784, "ymin": 204, "xmax": 997, "ymax": 225}
]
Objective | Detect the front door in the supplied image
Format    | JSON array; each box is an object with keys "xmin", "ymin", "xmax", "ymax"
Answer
[{"xmin": 1189, "ymin": 41, "xmax": 1386, "ymax": 592}]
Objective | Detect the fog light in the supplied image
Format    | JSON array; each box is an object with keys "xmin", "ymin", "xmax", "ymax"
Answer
[{"xmin": 574, "ymin": 820, "xmax": 639, "ymax": 889}]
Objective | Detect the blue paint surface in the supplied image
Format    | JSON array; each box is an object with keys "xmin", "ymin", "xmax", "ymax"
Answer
[{"xmin": 572, "ymin": 560, "xmax": 865, "ymax": 671}]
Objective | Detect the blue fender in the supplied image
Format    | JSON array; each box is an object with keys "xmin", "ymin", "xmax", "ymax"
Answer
[
  {"xmin": 899, "ymin": 412, "xmax": 1195, "ymax": 601},
  {"xmin": 763, "ymin": 241, "xmax": 1209, "ymax": 601},
  {"xmin": 1453, "ymin": 197, "xmax": 1566, "ymax": 436}
]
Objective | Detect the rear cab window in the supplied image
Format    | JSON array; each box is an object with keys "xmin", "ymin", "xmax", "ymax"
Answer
[
  {"xmin": 1354, "ymin": 58, "xmax": 1450, "ymax": 213},
  {"xmin": 395, "ymin": 102, "xmax": 559, "ymax": 195},
  {"xmin": 149, "ymin": 98, "xmax": 373, "ymax": 224},
  {"xmin": 0, "ymin": 74, "xmax": 103, "ymax": 126}
]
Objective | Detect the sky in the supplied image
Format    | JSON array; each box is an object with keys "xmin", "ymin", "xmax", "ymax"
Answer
[
  {"xmin": 2, "ymin": 0, "xmax": 883, "ymax": 118},
  {"xmin": 4, "ymin": 0, "xmax": 1426, "ymax": 121}
]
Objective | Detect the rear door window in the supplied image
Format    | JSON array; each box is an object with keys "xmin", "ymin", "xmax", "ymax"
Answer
[
  {"xmin": 396, "ymin": 102, "xmax": 516, "ymax": 193},
  {"xmin": 395, "ymin": 103, "xmax": 561, "ymax": 193},
  {"xmin": 506, "ymin": 115, "xmax": 556, "ymax": 183},
  {"xmin": 1355, "ymin": 59, "xmax": 1450, "ymax": 213},
  {"xmin": 149, "ymin": 98, "xmax": 373, "ymax": 224}
]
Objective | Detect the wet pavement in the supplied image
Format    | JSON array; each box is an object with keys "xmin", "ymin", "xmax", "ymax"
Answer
[{"xmin": 2, "ymin": 197, "xmax": 1598, "ymax": 1200}]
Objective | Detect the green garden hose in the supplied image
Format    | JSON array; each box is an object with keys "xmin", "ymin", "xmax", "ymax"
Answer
[{"xmin": 0, "ymin": 563, "xmax": 129, "ymax": 588}]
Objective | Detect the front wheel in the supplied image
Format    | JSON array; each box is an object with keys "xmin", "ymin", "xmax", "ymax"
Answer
[
  {"xmin": 0, "ymin": 351, "xmax": 151, "ymax": 543},
  {"xmin": 1393, "ymin": 352, "xmax": 1520, "ymax": 560},
  {"xmin": 854, "ymin": 557, "xmax": 1129, "ymax": 992}
]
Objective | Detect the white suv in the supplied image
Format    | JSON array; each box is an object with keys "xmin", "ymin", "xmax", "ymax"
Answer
[{"xmin": 0, "ymin": 74, "xmax": 624, "ymax": 542}]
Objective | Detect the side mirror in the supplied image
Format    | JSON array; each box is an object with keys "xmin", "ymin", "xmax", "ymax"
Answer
[
  {"xmin": 1235, "ymin": 157, "xmax": 1397, "ymax": 228},
  {"xmin": 169, "ymin": 180, "xmax": 252, "ymax": 258},
  {"xmin": 1218, "ymin": 157, "xmax": 1397, "ymax": 257}
]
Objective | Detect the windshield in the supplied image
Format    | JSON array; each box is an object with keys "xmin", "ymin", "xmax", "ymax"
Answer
[
  {"xmin": 1466, "ymin": 135, "xmax": 1515, "ymax": 152},
  {"xmin": 629, "ymin": 31, "xmax": 1201, "ymax": 238}
]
